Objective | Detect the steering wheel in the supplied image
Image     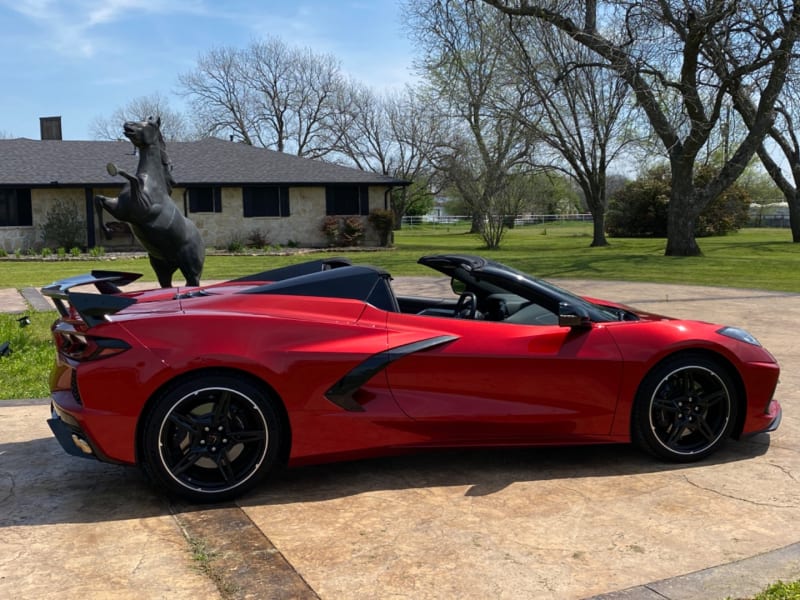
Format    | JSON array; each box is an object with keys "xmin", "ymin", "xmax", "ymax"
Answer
[{"xmin": 454, "ymin": 291, "xmax": 477, "ymax": 319}]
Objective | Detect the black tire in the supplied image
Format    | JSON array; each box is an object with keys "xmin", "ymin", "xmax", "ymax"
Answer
[
  {"xmin": 631, "ymin": 354, "xmax": 738, "ymax": 462},
  {"xmin": 140, "ymin": 374, "xmax": 282, "ymax": 502}
]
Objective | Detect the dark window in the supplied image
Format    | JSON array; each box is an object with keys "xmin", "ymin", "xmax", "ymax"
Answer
[
  {"xmin": 0, "ymin": 188, "xmax": 33, "ymax": 226},
  {"xmin": 188, "ymin": 187, "xmax": 222, "ymax": 213},
  {"xmin": 326, "ymin": 185, "xmax": 369, "ymax": 216},
  {"xmin": 243, "ymin": 186, "xmax": 290, "ymax": 217}
]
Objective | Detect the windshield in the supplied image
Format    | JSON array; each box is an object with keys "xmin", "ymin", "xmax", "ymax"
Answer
[{"xmin": 482, "ymin": 260, "xmax": 622, "ymax": 322}]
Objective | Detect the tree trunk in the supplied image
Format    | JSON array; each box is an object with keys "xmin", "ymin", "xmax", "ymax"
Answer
[
  {"xmin": 470, "ymin": 211, "xmax": 484, "ymax": 234},
  {"xmin": 664, "ymin": 165, "xmax": 702, "ymax": 256},
  {"xmin": 590, "ymin": 212, "xmax": 609, "ymax": 247},
  {"xmin": 788, "ymin": 190, "xmax": 800, "ymax": 243}
]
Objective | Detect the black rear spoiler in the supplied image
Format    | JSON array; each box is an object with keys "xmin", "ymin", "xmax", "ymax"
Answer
[{"xmin": 41, "ymin": 270, "xmax": 142, "ymax": 326}]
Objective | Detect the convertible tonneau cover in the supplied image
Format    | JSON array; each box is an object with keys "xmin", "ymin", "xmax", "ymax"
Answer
[{"xmin": 40, "ymin": 258, "xmax": 358, "ymax": 327}]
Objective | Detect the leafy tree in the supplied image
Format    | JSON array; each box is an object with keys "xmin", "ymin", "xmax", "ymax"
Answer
[
  {"xmin": 405, "ymin": 0, "xmax": 537, "ymax": 248},
  {"xmin": 332, "ymin": 85, "xmax": 447, "ymax": 228},
  {"xmin": 736, "ymin": 91, "xmax": 800, "ymax": 241},
  {"xmin": 693, "ymin": 165, "xmax": 750, "ymax": 237},
  {"xmin": 41, "ymin": 200, "xmax": 86, "ymax": 249},
  {"xmin": 607, "ymin": 166, "xmax": 670, "ymax": 237},
  {"xmin": 397, "ymin": 181, "xmax": 435, "ymax": 217},
  {"xmin": 738, "ymin": 168, "xmax": 783, "ymax": 206},
  {"xmin": 608, "ymin": 164, "xmax": 749, "ymax": 237},
  {"xmin": 483, "ymin": 0, "xmax": 800, "ymax": 256},
  {"xmin": 505, "ymin": 18, "xmax": 641, "ymax": 247}
]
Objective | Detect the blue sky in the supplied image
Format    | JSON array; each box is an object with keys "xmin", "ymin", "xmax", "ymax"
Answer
[{"xmin": 0, "ymin": 0, "xmax": 416, "ymax": 140}]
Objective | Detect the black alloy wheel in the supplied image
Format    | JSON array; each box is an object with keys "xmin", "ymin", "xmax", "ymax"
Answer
[
  {"xmin": 141, "ymin": 374, "xmax": 282, "ymax": 502},
  {"xmin": 632, "ymin": 354, "xmax": 737, "ymax": 461}
]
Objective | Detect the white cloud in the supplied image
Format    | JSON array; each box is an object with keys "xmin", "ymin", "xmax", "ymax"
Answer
[{"xmin": 0, "ymin": 0, "xmax": 208, "ymax": 58}]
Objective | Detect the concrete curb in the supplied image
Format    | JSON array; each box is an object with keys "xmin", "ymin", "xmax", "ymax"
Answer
[{"xmin": 586, "ymin": 543, "xmax": 800, "ymax": 599}]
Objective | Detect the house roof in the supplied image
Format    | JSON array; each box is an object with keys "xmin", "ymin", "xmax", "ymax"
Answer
[{"xmin": 0, "ymin": 137, "xmax": 409, "ymax": 188}]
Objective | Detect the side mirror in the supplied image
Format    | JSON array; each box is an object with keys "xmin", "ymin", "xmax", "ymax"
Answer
[
  {"xmin": 558, "ymin": 302, "xmax": 591, "ymax": 328},
  {"xmin": 106, "ymin": 162, "xmax": 119, "ymax": 177}
]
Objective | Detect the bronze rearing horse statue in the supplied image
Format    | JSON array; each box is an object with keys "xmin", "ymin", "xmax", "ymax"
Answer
[{"xmin": 95, "ymin": 116, "xmax": 204, "ymax": 287}]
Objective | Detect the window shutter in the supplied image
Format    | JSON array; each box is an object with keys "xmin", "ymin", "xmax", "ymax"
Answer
[
  {"xmin": 242, "ymin": 187, "xmax": 253, "ymax": 217},
  {"xmin": 359, "ymin": 185, "xmax": 369, "ymax": 215},
  {"xmin": 213, "ymin": 187, "xmax": 222, "ymax": 213},
  {"xmin": 325, "ymin": 187, "xmax": 334, "ymax": 215},
  {"xmin": 280, "ymin": 186, "xmax": 290, "ymax": 216},
  {"xmin": 18, "ymin": 188, "xmax": 32, "ymax": 226}
]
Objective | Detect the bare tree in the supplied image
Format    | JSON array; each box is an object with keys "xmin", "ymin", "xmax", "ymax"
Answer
[
  {"xmin": 0, "ymin": 130, "xmax": 12, "ymax": 139},
  {"xmin": 178, "ymin": 46, "xmax": 258, "ymax": 145},
  {"xmin": 506, "ymin": 20, "xmax": 639, "ymax": 247},
  {"xmin": 730, "ymin": 78, "xmax": 800, "ymax": 242},
  {"xmin": 483, "ymin": 0, "xmax": 800, "ymax": 256},
  {"xmin": 90, "ymin": 92, "xmax": 191, "ymax": 141},
  {"xmin": 179, "ymin": 37, "xmax": 346, "ymax": 158},
  {"xmin": 405, "ymin": 0, "xmax": 537, "ymax": 248},
  {"xmin": 333, "ymin": 83, "xmax": 448, "ymax": 226}
]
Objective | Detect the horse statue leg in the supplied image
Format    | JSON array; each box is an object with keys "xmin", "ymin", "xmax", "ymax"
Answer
[
  {"xmin": 149, "ymin": 255, "xmax": 177, "ymax": 288},
  {"xmin": 177, "ymin": 220, "xmax": 205, "ymax": 287},
  {"xmin": 94, "ymin": 194, "xmax": 118, "ymax": 240}
]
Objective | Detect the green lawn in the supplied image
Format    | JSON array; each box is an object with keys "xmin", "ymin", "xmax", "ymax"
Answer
[
  {"xmin": 1, "ymin": 222, "xmax": 799, "ymax": 291},
  {"xmin": 1, "ymin": 222, "xmax": 798, "ymax": 400},
  {"xmin": 0, "ymin": 311, "xmax": 54, "ymax": 399}
]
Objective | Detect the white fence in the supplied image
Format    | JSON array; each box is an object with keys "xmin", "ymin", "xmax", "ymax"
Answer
[
  {"xmin": 401, "ymin": 213, "xmax": 594, "ymax": 227},
  {"xmin": 404, "ymin": 210, "xmax": 794, "ymax": 228}
]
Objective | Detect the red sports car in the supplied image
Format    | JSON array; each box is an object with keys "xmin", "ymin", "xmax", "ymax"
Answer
[{"xmin": 43, "ymin": 255, "xmax": 781, "ymax": 502}]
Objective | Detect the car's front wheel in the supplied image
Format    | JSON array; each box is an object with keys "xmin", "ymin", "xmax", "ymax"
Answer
[
  {"xmin": 140, "ymin": 374, "xmax": 282, "ymax": 502},
  {"xmin": 632, "ymin": 354, "xmax": 738, "ymax": 462}
]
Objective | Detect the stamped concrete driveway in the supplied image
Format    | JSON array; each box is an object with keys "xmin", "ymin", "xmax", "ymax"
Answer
[
  {"xmin": 0, "ymin": 279, "xmax": 798, "ymax": 599},
  {"xmin": 236, "ymin": 279, "xmax": 800, "ymax": 599}
]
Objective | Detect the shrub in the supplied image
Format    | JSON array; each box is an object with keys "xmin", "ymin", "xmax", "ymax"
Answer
[
  {"xmin": 693, "ymin": 165, "xmax": 750, "ymax": 237},
  {"xmin": 341, "ymin": 216, "xmax": 364, "ymax": 246},
  {"xmin": 56, "ymin": 247, "xmax": 66, "ymax": 258},
  {"xmin": 89, "ymin": 246, "xmax": 105, "ymax": 257},
  {"xmin": 606, "ymin": 167, "xmax": 670, "ymax": 238},
  {"xmin": 368, "ymin": 209, "xmax": 395, "ymax": 247},
  {"xmin": 607, "ymin": 164, "xmax": 750, "ymax": 238},
  {"xmin": 246, "ymin": 229, "xmax": 270, "ymax": 248},
  {"xmin": 226, "ymin": 235, "xmax": 245, "ymax": 253},
  {"xmin": 69, "ymin": 247, "xmax": 81, "ymax": 257},
  {"xmin": 41, "ymin": 200, "xmax": 86, "ymax": 249},
  {"xmin": 321, "ymin": 216, "xmax": 340, "ymax": 246},
  {"xmin": 0, "ymin": 248, "xmax": 7, "ymax": 257},
  {"xmin": 41, "ymin": 247, "xmax": 52, "ymax": 258}
]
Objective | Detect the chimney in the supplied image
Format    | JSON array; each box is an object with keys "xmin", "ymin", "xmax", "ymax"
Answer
[{"xmin": 40, "ymin": 116, "xmax": 63, "ymax": 140}]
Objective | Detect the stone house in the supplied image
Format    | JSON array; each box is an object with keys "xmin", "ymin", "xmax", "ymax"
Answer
[{"xmin": 0, "ymin": 128, "xmax": 407, "ymax": 252}]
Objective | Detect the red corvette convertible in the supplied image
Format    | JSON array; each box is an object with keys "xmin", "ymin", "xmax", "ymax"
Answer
[{"xmin": 43, "ymin": 255, "xmax": 781, "ymax": 502}]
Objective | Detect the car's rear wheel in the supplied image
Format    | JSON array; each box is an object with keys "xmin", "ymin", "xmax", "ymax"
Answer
[
  {"xmin": 632, "ymin": 354, "xmax": 737, "ymax": 462},
  {"xmin": 141, "ymin": 374, "xmax": 282, "ymax": 502}
]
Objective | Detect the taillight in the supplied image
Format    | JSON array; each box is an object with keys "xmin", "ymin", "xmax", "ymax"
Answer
[{"xmin": 55, "ymin": 330, "xmax": 131, "ymax": 362}]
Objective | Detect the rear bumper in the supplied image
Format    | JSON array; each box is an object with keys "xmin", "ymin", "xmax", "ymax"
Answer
[{"xmin": 47, "ymin": 402, "xmax": 99, "ymax": 460}]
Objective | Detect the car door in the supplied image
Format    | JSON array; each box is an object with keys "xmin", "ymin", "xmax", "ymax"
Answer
[{"xmin": 384, "ymin": 312, "xmax": 624, "ymax": 442}]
